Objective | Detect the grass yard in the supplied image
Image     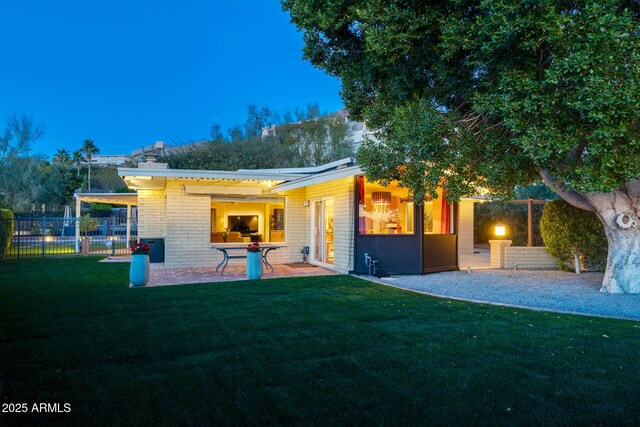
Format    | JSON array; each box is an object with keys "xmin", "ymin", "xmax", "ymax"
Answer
[{"xmin": 1, "ymin": 258, "xmax": 639, "ymax": 426}]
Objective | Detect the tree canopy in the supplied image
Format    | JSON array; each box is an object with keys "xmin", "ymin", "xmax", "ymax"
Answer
[
  {"xmin": 284, "ymin": 0, "xmax": 640, "ymax": 293},
  {"xmin": 283, "ymin": 0, "xmax": 640, "ymax": 202},
  {"xmin": 163, "ymin": 103, "xmax": 354, "ymax": 170}
]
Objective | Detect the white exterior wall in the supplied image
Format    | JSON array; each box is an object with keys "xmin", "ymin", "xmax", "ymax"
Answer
[
  {"xmin": 164, "ymin": 181, "xmax": 213, "ymax": 268},
  {"xmin": 458, "ymin": 199, "xmax": 475, "ymax": 256},
  {"xmin": 490, "ymin": 240, "xmax": 556, "ymax": 269},
  {"xmin": 304, "ymin": 177, "xmax": 356, "ymax": 273},
  {"xmin": 137, "ymin": 189, "xmax": 165, "ymax": 239},
  {"xmin": 136, "ymin": 176, "xmax": 356, "ymax": 270}
]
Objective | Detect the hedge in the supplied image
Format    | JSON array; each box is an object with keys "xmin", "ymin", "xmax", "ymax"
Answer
[
  {"xmin": 0, "ymin": 209, "xmax": 14, "ymax": 258},
  {"xmin": 539, "ymin": 199, "xmax": 607, "ymax": 273}
]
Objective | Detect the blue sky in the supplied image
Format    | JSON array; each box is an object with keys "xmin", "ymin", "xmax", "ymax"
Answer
[{"xmin": 0, "ymin": 1, "xmax": 343, "ymax": 157}]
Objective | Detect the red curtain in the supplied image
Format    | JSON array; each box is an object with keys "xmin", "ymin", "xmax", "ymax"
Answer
[
  {"xmin": 440, "ymin": 195, "xmax": 450, "ymax": 234},
  {"xmin": 358, "ymin": 176, "xmax": 366, "ymax": 234}
]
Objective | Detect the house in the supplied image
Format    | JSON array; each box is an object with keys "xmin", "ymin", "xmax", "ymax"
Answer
[{"xmin": 113, "ymin": 157, "xmax": 479, "ymax": 275}]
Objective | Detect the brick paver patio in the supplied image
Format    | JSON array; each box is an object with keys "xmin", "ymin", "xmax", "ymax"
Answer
[{"xmin": 102, "ymin": 256, "xmax": 335, "ymax": 286}]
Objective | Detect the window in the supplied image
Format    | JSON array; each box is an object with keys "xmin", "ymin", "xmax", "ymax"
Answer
[
  {"xmin": 358, "ymin": 177, "xmax": 414, "ymax": 235},
  {"xmin": 423, "ymin": 188, "xmax": 454, "ymax": 235},
  {"xmin": 211, "ymin": 197, "xmax": 285, "ymax": 243}
]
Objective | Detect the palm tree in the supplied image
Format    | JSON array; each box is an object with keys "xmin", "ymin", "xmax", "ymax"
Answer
[
  {"xmin": 81, "ymin": 139, "xmax": 99, "ymax": 191},
  {"xmin": 52, "ymin": 149, "xmax": 71, "ymax": 165},
  {"xmin": 71, "ymin": 149, "xmax": 84, "ymax": 177}
]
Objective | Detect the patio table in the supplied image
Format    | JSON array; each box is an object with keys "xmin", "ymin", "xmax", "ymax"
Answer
[{"xmin": 213, "ymin": 245, "xmax": 283, "ymax": 275}]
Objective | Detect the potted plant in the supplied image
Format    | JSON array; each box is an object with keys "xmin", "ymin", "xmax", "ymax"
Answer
[
  {"xmin": 79, "ymin": 214, "xmax": 99, "ymax": 254},
  {"xmin": 222, "ymin": 228, "xmax": 229, "ymax": 243},
  {"xmin": 129, "ymin": 242, "xmax": 151, "ymax": 287},
  {"xmin": 246, "ymin": 242, "xmax": 263, "ymax": 280}
]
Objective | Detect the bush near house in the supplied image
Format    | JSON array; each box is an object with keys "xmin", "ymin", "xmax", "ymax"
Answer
[
  {"xmin": 0, "ymin": 209, "xmax": 14, "ymax": 257},
  {"xmin": 540, "ymin": 199, "xmax": 607, "ymax": 272}
]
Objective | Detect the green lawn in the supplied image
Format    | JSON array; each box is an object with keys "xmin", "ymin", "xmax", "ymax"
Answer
[
  {"xmin": 5, "ymin": 241, "xmax": 128, "ymax": 257},
  {"xmin": 1, "ymin": 258, "xmax": 639, "ymax": 426}
]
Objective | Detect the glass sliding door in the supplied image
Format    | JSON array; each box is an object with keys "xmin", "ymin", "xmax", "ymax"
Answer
[{"xmin": 312, "ymin": 198, "xmax": 334, "ymax": 267}]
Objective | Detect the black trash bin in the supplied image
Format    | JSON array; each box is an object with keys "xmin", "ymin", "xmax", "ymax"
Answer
[{"xmin": 140, "ymin": 238, "xmax": 164, "ymax": 263}]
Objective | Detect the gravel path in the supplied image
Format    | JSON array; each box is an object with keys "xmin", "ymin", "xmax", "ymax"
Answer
[{"xmin": 371, "ymin": 270, "xmax": 640, "ymax": 320}]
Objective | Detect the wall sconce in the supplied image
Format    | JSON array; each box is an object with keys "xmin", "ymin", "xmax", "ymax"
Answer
[
  {"xmin": 494, "ymin": 224, "xmax": 506, "ymax": 237},
  {"xmin": 303, "ymin": 200, "xmax": 310, "ymax": 207}
]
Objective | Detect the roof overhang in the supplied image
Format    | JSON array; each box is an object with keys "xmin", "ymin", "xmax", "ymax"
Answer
[
  {"xmin": 271, "ymin": 165, "xmax": 363, "ymax": 192},
  {"xmin": 74, "ymin": 192, "xmax": 138, "ymax": 206},
  {"xmin": 118, "ymin": 167, "xmax": 310, "ymax": 191}
]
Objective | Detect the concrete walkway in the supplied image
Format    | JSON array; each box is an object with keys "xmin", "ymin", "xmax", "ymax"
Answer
[{"xmin": 368, "ymin": 270, "xmax": 640, "ymax": 320}]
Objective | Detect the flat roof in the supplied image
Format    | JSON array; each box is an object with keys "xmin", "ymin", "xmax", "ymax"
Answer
[
  {"xmin": 117, "ymin": 167, "xmax": 309, "ymax": 182},
  {"xmin": 74, "ymin": 192, "xmax": 138, "ymax": 206}
]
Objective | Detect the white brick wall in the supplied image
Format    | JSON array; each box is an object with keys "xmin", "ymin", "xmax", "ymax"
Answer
[
  {"xmin": 504, "ymin": 246, "xmax": 556, "ymax": 269},
  {"xmin": 490, "ymin": 240, "xmax": 556, "ymax": 269},
  {"xmin": 458, "ymin": 199, "xmax": 475, "ymax": 256},
  {"xmin": 136, "ymin": 177, "xmax": 357, "ymax": 270},
  {"xmin": 164, "ymin": 181, "xmax": 214, "ymax": 268},
  {"xmin": 304, "ymin": 177, "xmax": 356, "ymax": 273},
  {"xmin": 137, "ymin": 189, "xmax": 165, "ymax": 239}
]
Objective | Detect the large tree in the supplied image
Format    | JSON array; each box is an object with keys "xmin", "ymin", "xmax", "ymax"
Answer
[
  {"xmin": 283, "ymin": 0, "xmax": 640, "ymax": 293},
  {"xmin": 81, "ymin": 139, "xmax": 99, "ymax": 191}
]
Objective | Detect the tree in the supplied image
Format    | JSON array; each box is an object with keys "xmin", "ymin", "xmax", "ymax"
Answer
[
  {"xmin": 81, "ymin": 139, "xmax": 99, "ymax": 191},
  {"xmin": 283, "ymin": 0, "xmax": 640, "ymax": 293},
  {"xmin": 540, "ymin": 199, "xmax": 608, "ymax": 274},
  {"xmin": 71, "ymin": 149, "xmax": 84, "ymax": 177},
  {"xmin": 38, "ymin": 162, "xmax": 83, "ymax": 209},
  {"xmin": 0, "ymin": 114, "xmax": 45, "ymax": 212},
  {"xmin": 0, "ymin": 113, "xmax": 44, "ymax": 167},
  {"xmin": 275, "ymin": 110, "xmax": 353, "ymax": 166},
  {"xmin": 52, "ymin": 149, "xmax": 71, "ymax": 165}
]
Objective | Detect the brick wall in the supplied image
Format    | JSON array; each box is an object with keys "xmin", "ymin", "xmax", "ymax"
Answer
[
  {"xmin": 504, "ymin": 246, "xmax": 556, "ymax": 269},
  {"xmin": 137, "ymin": 177, "xmax": 356, "ymax": 270},
  {"xmin": 164, "ymin": 182, "xmax": 214, "ymax": 268},
  {"xmin": 304, "ymin": 177, "xmax": 356, "ymax": 273},
  {"xmin": 490, "ymin": 239, "xmax": 556, "ymax": 269},
  {"xmin": 458, "ymin": 199, "xmax": 475, "ymax": 256},
  {"xmin": 137, "ymin": 189, "xmax": 165, "ymax": 239}
]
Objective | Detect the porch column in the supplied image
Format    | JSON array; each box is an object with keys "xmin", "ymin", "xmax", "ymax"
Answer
[
  {"xmin": 75, "ymin": 195, "xmax": 81, "ymax": 253},
  {"xmin": 126, "ymin": 204, "xmax": 131, "ymax": 249},
  {"xmin": 527, "ymin": 198, "xmax": 533, "ymax": 247}
]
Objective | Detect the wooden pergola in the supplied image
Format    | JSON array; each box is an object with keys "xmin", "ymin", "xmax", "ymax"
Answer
[
  {"xmin": 505, "ymin": 198, "xmax": 548, "ymax": 247},
  {"xmin": 73, "ymin": 192, "xmax": 138, "ymax": 253}
]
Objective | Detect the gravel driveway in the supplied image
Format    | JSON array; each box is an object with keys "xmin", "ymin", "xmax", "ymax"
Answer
[{"xmin": 370, "ymin": 270, "xmax": 640, "ymax": 320}]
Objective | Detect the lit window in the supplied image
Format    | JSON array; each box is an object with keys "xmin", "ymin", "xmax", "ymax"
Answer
[
  {"xmin": 358, "ymin": 177, "xmax": 414, "ymax": 235},
  {"xmin": 423, "ymin": 188, "xmax": 454, "ymax": 234}
]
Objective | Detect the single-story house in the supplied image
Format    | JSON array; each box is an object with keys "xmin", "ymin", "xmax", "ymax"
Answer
[{"xmin": 114, "ymin": 157, "xmax": 479, "ymax": 275}]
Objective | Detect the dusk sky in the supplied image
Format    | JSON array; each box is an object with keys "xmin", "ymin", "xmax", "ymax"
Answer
[{"xmin": 0, "ymin": 1, "xmax": 343, "ymax": 157}]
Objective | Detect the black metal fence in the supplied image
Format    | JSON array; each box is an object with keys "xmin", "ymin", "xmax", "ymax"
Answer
[{"xmin": 0, "ymin": 216, "xmax": 138, "ymax": 259}]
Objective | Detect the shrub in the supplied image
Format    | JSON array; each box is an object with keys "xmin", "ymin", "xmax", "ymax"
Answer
[
  {"xmin": 0, "ymin": 209, "xmax": 14, "ymax": 257},
  {"xmin": 79, "ymin": 214, "xmax": 99, "ymax": 236},
  {"xmin": 89, "ymin": 203, "xmax": 113, "ymax": 218},
  {"xmin": 540, "ymin": 199, "xmax": 607, "ymax": 273}
]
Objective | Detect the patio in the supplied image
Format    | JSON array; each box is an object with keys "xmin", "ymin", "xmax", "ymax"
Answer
[{"xmin": 101, "ymin": 256, "xmax": 336, "ymax": 286}]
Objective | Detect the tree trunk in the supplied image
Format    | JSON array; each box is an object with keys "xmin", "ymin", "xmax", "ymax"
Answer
[
  {"xmin": 540, "ymin": 173, "xmax": 640, "ymax": 293},
  {"xmin": 573, "ymin": 246, "xmax": 581, "ymax": 275},
  {"xmin": 586, "ymin": 191, "xmax": 640, "ymax": 294},
  {"xmin": 598, "ymin": 223, "xmax": 640, "ymax": 293}
]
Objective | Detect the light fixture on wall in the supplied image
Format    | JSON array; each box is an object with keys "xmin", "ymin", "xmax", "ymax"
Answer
[
  {"xmin": 303, "ymin": 200, "xmax": 310, "ymax": 207},
  {"xmin": 371, "ymin": 191, "xmax": 391, "ymax": 214}
]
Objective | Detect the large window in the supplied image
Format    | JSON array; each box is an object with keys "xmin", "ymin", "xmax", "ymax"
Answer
[
  {"xmin": 210, "ymin": 197, "xmax": 285, "ymax": 243},
  {"xmin": 358, "ymin": 177, "xmax": 415, "ymax": 235}
]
